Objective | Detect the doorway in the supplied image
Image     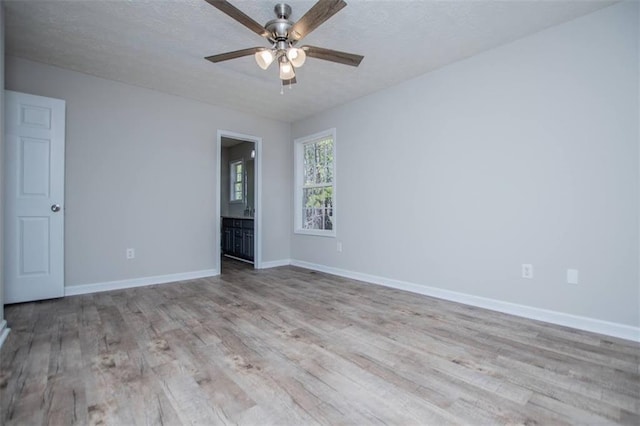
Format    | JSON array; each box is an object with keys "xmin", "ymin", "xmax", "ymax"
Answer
[{"xmin": 216, "ymin": 131, "xmax": 262, "ymax": 273}]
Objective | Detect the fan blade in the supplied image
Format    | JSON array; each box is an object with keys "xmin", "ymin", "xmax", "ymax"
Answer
[
  {"xmin": 205, "ymin": 47, "xmax": 264, "ymax": 63},
  {"xmin": 282, "ymin": 77, "xmax": 297, "ymax": 85},
  {"xmin": 302, "ymin": 45, "xmax": 363, "ymax": 67},
  {"xmin": 289, "ymin": 0, "xmax": 347, "ymax": 42},
  {"xmin": 204, "ymin": 0, "xmax": 270, "ymax": 38}
]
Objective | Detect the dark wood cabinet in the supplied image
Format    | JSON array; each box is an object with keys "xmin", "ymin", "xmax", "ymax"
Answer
[
  {"xmin": 222, "ymin": 226, "xmax": 233, "ymax": 255},
  {"xmin": 242, "ymin": 227, "xmax": 254, "ymax": 259},
  {"xmin": 221, "ymin": 217, "xmax": 254, "ymax": 262}
]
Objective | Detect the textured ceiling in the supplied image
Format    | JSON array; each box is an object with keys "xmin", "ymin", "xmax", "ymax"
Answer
[{"xmin": 5, "ymin": 0, "xmax": 615, "ymax": 123}]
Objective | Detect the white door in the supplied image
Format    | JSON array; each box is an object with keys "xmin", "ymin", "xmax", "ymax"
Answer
[{"xmin": 4, "ymin": 91, "xmax": 66, "ymax": 303}]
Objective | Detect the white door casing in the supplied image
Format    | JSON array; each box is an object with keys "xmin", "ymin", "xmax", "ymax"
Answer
[{"xmin": 4, "ymin": 91, "xmax": 66, "ymax": 303}]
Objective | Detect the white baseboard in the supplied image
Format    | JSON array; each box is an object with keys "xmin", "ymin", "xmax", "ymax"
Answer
[
  {"xmin": 0, "ymin": 320, "xmax": 10, "ymax": 351},
  {"xmin": 259, "ymin": 259, "xmax": 291, "ymax": 269},
  {"xmin": 64, "ymin": 269, "xmax": 219, "ymax": 296},
  {"xmin": 290, "ymin": 259, "xmax": 640, "ymax": 343}
]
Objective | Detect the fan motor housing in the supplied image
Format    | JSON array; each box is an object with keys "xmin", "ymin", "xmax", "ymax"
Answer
[{"xmin": 266, "ymin": 3, "xmax": 293, "ymax": 40}]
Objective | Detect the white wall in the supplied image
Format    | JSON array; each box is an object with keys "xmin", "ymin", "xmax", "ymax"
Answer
[
  {"xmin": 292, "ymin": 2, "xmax": 639, "ymax": 328},
  {"xmin": 5, "ymin": 57, "xmax": 291, "ymax": 287}
]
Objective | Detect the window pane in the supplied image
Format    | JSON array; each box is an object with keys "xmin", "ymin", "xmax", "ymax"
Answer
[
  {"xmin": 324, "ymin": 140, "xmax": 333, "ymax": 182},
  {"xmin": 323, "ymin": 138, "xmax": 333, "ymax": 184},
  {"xmin": 230, "ymin": 160, "xmax": 244, "ymax": 201},
  {"xmin": 303, "ymin": 143, "xmax": 315, "ymax": 185},
  {"xmin": 303, "ymin": 138, "xmax": 333, "ymax": 185},
  {"xmin": 302, "ymin": 186, "xmax": 333, "ymax": 230}
]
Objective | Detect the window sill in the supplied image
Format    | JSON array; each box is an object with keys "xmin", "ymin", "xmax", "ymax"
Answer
[{"xmin": 294, "ymin": 228, "xmax": 336, "ymax": 238}]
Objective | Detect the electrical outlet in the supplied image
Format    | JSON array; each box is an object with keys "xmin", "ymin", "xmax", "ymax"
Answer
[
  {"xmin": 522, "ymin": 264, "xmax": 533, "ymax": 279},
  {"xmin": 126, "ymin": 248, "xmax": 135, "ymax": 259},
  {"xmin": 337, "ymin": 241, "xmax": 343, "ymax": 252},
  {"xmin": 567, "ymin": 269, "xmax": 579, "ymax": 284}
]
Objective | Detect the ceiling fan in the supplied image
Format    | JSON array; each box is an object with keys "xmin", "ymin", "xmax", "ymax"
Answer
[{"xmin": 203, "ymin": 0, "xmax": 364, "ymax": 87}]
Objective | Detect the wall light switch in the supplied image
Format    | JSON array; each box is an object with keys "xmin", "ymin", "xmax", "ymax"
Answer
[
  {"xmin": 567, "ymin": 269, "xmax": 579, "ymax": 284},
  {"xmin": 337, "ymin": 241, "xmax": 343, "ymax": 252}
]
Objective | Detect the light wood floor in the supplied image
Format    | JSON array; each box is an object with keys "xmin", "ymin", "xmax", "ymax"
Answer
[{"xmin": 1, "ymin": 258, "xmax": 638, "ymax": 425}]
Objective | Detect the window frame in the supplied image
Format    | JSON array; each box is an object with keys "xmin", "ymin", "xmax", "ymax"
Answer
[
  {"xmin": 294, "ymin": 128, "xmax": 337, "ymax": 237},
  {"xmin": 229, "ymin": 159, "xmax": 244, "ymax": 203}
]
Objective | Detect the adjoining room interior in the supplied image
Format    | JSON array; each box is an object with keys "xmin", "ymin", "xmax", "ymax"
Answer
[
  {"xmin": 0, "ymin": 0, "xmax": 638, "ymax": 424},
  {"xmin": 220, "ymin": 136, "xmax": 257, "ymax": 272}
]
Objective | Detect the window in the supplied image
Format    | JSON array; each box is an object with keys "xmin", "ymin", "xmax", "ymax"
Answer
[
  {"xmin": 230, "ymin": 159, "xmax": 244, "ymax": 202},
  {"xmin": 294, "ymin": 128, "xmax": 336, "ymax": 236}
]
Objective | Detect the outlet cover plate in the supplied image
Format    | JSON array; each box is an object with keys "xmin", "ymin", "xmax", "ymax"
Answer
[{"xmin": 522, "ymin": 264, "xmax": 533, "ymax": 279}]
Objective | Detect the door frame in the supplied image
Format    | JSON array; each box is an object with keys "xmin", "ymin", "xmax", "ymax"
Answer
[{"xmin": 216, "ymin": 130, "xmax": 262, "ymax": 271}]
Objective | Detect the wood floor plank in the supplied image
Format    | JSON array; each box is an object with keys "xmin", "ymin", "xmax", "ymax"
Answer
[
  {"xmin": 1, "ymin": 258, "xmax": 638, "ymax": 425},
  {"xmin": 41, "ymin": 375, "xmax": 87, "ymax": 426}
]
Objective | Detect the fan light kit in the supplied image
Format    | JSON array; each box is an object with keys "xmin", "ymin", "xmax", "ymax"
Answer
[{"xmin": 204, "ymin": 0, "xmax": 364, "ymax": 92}]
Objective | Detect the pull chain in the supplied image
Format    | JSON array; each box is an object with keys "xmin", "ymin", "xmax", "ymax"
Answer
[{"xmin": 280, "ymin": 80, "xmax": 294, "ymax": 95}]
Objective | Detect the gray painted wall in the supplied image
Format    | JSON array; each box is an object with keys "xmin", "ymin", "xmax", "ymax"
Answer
[
  {"xmin": 220, "ymin": 141, "xmax": 256, "ymax": 218},
  {"xmin": 224, "ymin": 141, "xmax": 256, "ymax": 218},
  {"xmin": 0, "ymin": 3, "xmax": 5, "ymax": 323},
  {"xmin": 5, "ymin": 56, "xmax": 292, "ymax": 287},
  {"xmin": 291, "ymin": 2, "xmax": 639, "ymax": 327}
]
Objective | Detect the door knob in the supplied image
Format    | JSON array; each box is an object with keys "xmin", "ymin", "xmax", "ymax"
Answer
[{"xmin": 51, "ymin": 204, "xmax": 61, "ymax": 212}]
